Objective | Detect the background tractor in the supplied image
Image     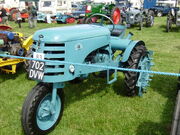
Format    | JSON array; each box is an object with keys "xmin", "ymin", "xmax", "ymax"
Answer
[
  {"xmin": 56, "ymin": 13, "xmax": 75, "ymax": 24},
  {"xmin": 124, "ymin": 8, "xmax": 154, "ymax": 30},
  {"xmin": 21, "ymin": 14, "xmax": 153, "ymax": 135},
  {"xmin": 166, "ymin": 8, "xmax": 180, "ymax": 32},
  {"xmin": 0, "ymin": 31, "xmax": 33, "ymax": 74},
  {"xmin": 166, "ymin": 0, "xmax": 180, "ymax": 32},
  {"xmin": 78, "ymin": 3, "xmax": 121, "ymax": 25}
]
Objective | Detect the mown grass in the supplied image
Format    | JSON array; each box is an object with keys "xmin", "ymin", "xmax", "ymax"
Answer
[{"xmin": 0, "ymin": 17, "xmax": 180, "ymax": 135}]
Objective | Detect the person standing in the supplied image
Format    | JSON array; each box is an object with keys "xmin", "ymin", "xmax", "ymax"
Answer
[
  {"xmin": 0, "ymin": 6, "xmax": 8, "ymax": 25},
  {"xmin": 15, "ymin": 9, "xmax": 22, "ymax": 28},
  {"xmin": 27, "ymin": 3, "xmax": 37, "ymax": 28}
]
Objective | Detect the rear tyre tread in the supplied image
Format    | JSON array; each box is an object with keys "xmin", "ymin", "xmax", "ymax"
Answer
[{"xmin": 124, "ymin": 45, "xmax": 147, "ymax": 96}]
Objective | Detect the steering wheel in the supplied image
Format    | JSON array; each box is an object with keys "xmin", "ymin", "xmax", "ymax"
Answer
[{"xmin": 86, "ymin": 13, "xmax": 115, "ymax": 33}]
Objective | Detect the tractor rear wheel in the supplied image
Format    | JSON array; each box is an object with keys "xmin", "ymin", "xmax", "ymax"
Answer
[
  {"xmin": 111, "ymin": 6, "xmax": 121, "ymax": 25},
  {"xmin": 146, "ymin": 13, "xmax": 154, "ymax": 27},
  {"xmin": 124, "ymin": 44, "xmax": 151, "ymax": 96},
  {"xmin": 21, "ymin": 83, "xmax": 64, "ymax": 135}
]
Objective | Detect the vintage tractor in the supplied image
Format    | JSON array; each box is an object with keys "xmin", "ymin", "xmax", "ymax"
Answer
[
  {"xmin": 78, "ymin": 3, "xmax": 121, "ymax": 25},
  {"xmin": 21, "ymin": 14, "xmax": 153, "ymax": 135},
  {"xmin": 124, "ymin": 8, "xmax": 154, "ymax": 30},
  {"xmin": 166, "ymin": 8, "xmax": 180, "ymax": 32},
  {"xmin": 56, "ymin": 13, "xmax": 75, "ymax": 24},
  {"xmin": 0, "ymin": 31, "xmax": 33, "ymax": 73}
]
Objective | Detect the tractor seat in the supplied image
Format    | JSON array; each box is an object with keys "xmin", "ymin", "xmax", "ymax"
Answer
[{"xmin": 111, "ymin": 28, "xmax": 124, "ymax": 37}]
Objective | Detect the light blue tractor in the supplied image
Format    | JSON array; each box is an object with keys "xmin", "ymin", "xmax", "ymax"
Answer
[{"xmin": 21, "ymin": 14, "xmax": 153, "ymax": 135}]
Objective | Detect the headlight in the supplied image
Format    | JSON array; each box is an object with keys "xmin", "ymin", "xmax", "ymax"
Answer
[{"xmin": 69, "ymin": 64, "xmax": 75, "ymax": 73}]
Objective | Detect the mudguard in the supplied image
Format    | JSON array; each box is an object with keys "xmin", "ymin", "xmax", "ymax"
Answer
[{"xmin": 121, "ymin": 40, "xmax": 145, "ymax": 63}]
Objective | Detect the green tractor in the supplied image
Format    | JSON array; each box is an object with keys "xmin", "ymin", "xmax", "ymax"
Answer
[{"xmin": 78, "ymin": 3, "xmax": 121, "ymax": 25}]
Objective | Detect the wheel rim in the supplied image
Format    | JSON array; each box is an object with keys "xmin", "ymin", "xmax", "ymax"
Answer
[
  {"xmin": 136, "ymin": 51, "xmax": 153, "ymax": 96},
  {"xmin": 36, "ymin": 93, "xmax": 61, "ymax": 131},
  {"xmin": 112, "ymin": 8, "xmax": 121, "ymax": 24}
]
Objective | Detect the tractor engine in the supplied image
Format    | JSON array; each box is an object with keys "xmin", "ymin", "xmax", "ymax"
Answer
[
  {"xmin": 85, "ymin": 48, "xmax": 110, "ymax": 64},
  {"xmin": 0, "ymin": 31, "xmax": 24, "ymax": 56}
]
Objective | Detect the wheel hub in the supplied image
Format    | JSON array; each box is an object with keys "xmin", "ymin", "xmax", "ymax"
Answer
[
  {"xmin": 36, "ymin": 93, "xmax": 61, "ymax": 130},
  {"xmin": 38, "ymin": 100, "xmax": 52, "ymax": 121}
]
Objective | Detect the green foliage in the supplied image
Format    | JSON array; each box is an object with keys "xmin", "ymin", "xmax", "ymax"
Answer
[{"xmin": 0, "ymin": 17, "xmax": 180, "ymax": 135}]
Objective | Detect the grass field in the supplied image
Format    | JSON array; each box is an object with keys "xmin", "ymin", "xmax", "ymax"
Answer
[{"xmin": 0, "ymin": 17, "xmax": 180, "ymax": 135}]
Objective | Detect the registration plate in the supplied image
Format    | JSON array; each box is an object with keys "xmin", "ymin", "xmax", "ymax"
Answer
[{"xmin": 29, "ymin": 53, "xmax": 45, "ymax": 81}]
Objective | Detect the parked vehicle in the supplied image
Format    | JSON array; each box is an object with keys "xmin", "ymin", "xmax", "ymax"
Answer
[
  {"xmin": 72, "ymin": 4, "xmax": 86, "ymax": 19},
  {"xmin": 37, "ymin": 12, "xmax": 47, "ymax": 22},
  {"xmin": 166, "ymin": 7, "xmax": 180, "ymax": 32},
  {"xmin": 21, "ymin": 14, "xmax": 153, "ymax": 135},
  {"xmin": 9, "ymin": 8, "xmax": 29, "ymax": 22},
  {"xmin": 56, "ymin": 13, "xmax": 75, "ymax": 24},
  {"xmin": 149, "ymin": 3, "xmax": 178, "ymax": 17},
  {"xmin": 79, "ymin": 3, "xmax": 121, "ymax": 24},
  {"xmin": 0, "ymin": 31, "xmax": 33, "ymax": 74},
  {"xmin": 124, "ymin": 8, "xmax": 154, "ymax": 30}
]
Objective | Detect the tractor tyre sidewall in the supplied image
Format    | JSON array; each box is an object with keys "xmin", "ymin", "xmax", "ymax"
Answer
[
  {"xmin": 123, "ymin": 44, "xmax": 147, "ymax": 96},
  {"xmin": 21, "ymin": 83, "xmax": 64, "ymax": 135}
]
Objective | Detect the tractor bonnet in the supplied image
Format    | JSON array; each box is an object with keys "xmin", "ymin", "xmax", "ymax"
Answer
[{"xmin": 33, "ymin": 24, "xmax": 110, "ymax": 43}]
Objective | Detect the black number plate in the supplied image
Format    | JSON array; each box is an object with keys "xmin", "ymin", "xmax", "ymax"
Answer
[{"xmin": 29, "ymin": 60, "xmax": 45, "ymax": 81}]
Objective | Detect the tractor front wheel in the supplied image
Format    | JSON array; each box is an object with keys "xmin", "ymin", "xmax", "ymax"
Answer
[
  {"xmin": 21, "ymin": 83, "xmax": 64, "ymax": 135},
  {"xmin": 124, "ymin": 44, "xmax": 152, "ymax": 96}
]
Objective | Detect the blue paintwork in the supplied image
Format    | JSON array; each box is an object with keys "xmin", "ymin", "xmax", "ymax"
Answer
[
  {"xmin": 72, "ymin": 4, "xmax": 86, "ymax": 19},
  {"xmin": 33, "ymin": 25, "xmax": 110, "ymax": 43},
  {"xmin": 31, "ymin": 22, "xmax": 153, "ymax": 101},
  {"xmin": 150, "ymin": 6, "xmax": 179, "ymax": 16},
  {"xmin": 37, "ymin": 12, "xmax": 47, "ymax": 22},
  {"xmin": 143, "ymin": 0, "xmax": 157, "ymax": 9},
  {"xmin": 121, "ymin": 41, "xmax": 145, "ymax": 62},
  {"xmin": 56, "ymin": 13, "xmax": 74, "ymax": 23},
  {"xmin": 0, "ymin": 31, "xmax": 14, "ymax": 40},
  {"xmin": 137, "ymin": 51, "xmax": 154, "ymax": 96},
  {"xmin": 36, "ymin": 93, "xmax": 61, "ymax": 130},
  {"xmin": 32, "ymin": 24, "xmax": 147, "ymax": 83}
]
